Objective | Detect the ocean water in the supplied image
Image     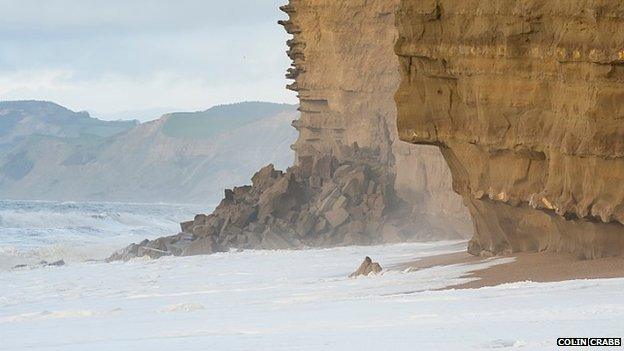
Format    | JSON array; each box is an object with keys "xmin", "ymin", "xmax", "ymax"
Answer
[
  {"xmin": 1, "ymin": 240, "xmax": 623, "ymax": 350},
  {"xmin": 0, "ymin": 200, "xmax": 206, "ymax": 270},
  {"xmin": 1, "ymin": 200, "xmax": 623, "ymax": 350}
]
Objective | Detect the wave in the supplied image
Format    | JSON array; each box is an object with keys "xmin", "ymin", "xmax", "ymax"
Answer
[
  {"xmin": 0, "ymin": 208, "xmax": 178, "ymax": 231},
  {"xmin": 0, "ymin": 200, "xmax": 207, "ymax": 270}
]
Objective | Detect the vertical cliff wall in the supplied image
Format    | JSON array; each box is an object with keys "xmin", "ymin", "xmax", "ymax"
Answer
[
  {"xmin": 280, "ymin": 0, "xmax": 471, "ymax": 238},
  {"xmin": 395, "ymin": 0, "xmax": 624, "ymax": 258}
]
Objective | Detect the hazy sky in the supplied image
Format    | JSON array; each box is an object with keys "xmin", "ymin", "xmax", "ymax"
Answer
[{"xmin": 0, "ymin": 0, "xmax": 296, "ymax": 120}]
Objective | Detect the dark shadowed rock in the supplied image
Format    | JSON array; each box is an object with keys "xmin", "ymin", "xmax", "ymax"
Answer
[
  {"xmin": 252, "ymin": 164, "xmax": 282, "ymax": 192},
  {"xmin": 13, "ymin": 259, "xmax": 66, "ymax": 269},
  {"xmin": 46, "ymin": 259, "xmax": 65, "ymax": 267},
  {"xmin": 180, "ymin": 220, "xmax": 194, "ymax": 233}
]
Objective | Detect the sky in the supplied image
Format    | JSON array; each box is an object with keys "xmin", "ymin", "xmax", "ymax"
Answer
[{"xmin": 0, "ymin": 0, "xmax": 296, "ymax": 121}]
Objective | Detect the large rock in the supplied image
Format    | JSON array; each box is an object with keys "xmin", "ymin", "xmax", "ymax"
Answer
[
  {"xmin": 349, "ymin": 256, "xmax": 383, "ymax": 277},
  {"xmin": 181, "ymin": 237, "xmax": 219, "ymax": 256},
  {"xmin": 258, "ymin": 175, "xmax": 301, "ymax": 220},
  {"xmin": 252, "ymin": 164, "xmax": 282, "ymax": 192},
  {"xmin": 324, "ymin": 207, "xmax": 349, "ymax": 228}
]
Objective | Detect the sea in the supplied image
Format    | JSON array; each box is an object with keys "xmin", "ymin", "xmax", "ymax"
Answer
[
  {"xmin": 0, "ymin": 199, "xmax": 206, "ymax": 270},
  {"xmin": 1, "ymin": 200, "xmax": 623, "ymax": 350}
]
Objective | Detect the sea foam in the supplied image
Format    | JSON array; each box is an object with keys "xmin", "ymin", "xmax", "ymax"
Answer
[{"xmin": 0, "ymin": 200, "xmax": 205, "ymax": 269}]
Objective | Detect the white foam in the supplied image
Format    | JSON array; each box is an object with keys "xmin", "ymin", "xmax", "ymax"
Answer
[
  {"xmin": 2, "ymin": 242, "xmax": 622, "ymax": 350},
  {"xmin": 0, "ymin": 200, "xmax": 204, "ymax": 269},
  {"xmin": 158, "ymin": 303, "xmax": 206, "ymax": 313}
]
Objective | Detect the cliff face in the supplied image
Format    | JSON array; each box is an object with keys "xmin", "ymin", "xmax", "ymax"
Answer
[
  {"xmin": 395, "ymin": 0, "xmax": 624, "ymax": 258},
  {"xmin": 281, "ymin": 0, "xmax": 471, "ymax": 238}
]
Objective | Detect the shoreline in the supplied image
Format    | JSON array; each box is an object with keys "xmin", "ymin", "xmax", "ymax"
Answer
[{"xmin": 392, "ymin": 250, "xmax": 624, "ymax": 289}]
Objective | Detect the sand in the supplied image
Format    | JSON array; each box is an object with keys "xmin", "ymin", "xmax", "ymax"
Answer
[{"xmin": 393, "ymin": 250, "xmax": 624, "ymax": 289}]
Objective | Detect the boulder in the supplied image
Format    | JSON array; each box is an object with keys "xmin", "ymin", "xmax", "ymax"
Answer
[
  {"xmin": 192, "ymin": 224, "xmax": 215, "ymax": 237},
  {"xmin": 342, "ymin": 177, "xmax": 361, "ymax": 199},
  {"xmin": 349, "ymin": 256, "xmax": 383, "ymax": 277},
  {"xmin": 13, "ymin": 259, "xmax": 66, "ymax": 269},
  {"xmin": 333, "ymin": 164, "xmax": 353, "ymax": 179},
  {"xmin": 46, "ymin": 259, "xmax": 66, "ymax": 267},
  {"xmin": 180, "ymin": 220, "xmax": 194, "ymax": 233},
  {"xmin": 332, "ymin": 195, "xmax": 348, "ymax": 210},
  {"xmin": 193, "ymin": 214, "xmax": 209, "ymax": 225},
  {"xmin": 231, "ymin": 205, "xmax": 257, "ymax": 228},
  {"xmin": 324, "ymin": 208, "xmax": 349, "ymax": 228},
  {"xmin": 317, "ymin": 187, "xmax": 341, "ymax": 214},
  {"xmin": 182, "ymin": 237, "xmax": 218, "ymax": 256},
  {"xmin": 224, "ymin": 189, "xmax": 234, "ymax": 201},
  {"xmin": 250, "ymin": 164, "xmax": 283, "ymax": 194},
  {"xmin": 258, "ymin": 176, "xmax": 301, "ymax": 220},
  {"xmin": 232, "ymin": 185, "xmax": 252, "ymax": 199}
]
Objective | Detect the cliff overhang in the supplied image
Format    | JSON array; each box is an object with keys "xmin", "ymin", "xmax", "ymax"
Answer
[{"xmin": 395, "ymin": 0, "xmax": 624, "ymax": 259}]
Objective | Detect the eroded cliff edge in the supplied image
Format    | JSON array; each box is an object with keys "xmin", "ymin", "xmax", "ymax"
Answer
[{"xmin": 395, "ymin": 0, "xmax": 624, "ymax": 258}]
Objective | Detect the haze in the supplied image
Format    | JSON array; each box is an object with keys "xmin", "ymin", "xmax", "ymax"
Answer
[{"xmin": 0, "ymin": 0, "xmax": 295, "ymax": 120}]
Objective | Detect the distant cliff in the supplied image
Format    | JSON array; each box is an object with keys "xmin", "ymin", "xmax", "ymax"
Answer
[
  {"xmin": 0, "ymin": 100, "xmax": 137, "ymax": 141},
  {"xmin": 0, "ymin": 101, "xmax": 297, "ymax": 204},
  {"xmin": 395, "ymin": 0, "xmax": 624, "ymax": 258}
]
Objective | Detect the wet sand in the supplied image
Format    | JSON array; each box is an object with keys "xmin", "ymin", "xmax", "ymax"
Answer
[{"xmin": 393, "ymin": 250, "xmax": 624, "ymax": 289}]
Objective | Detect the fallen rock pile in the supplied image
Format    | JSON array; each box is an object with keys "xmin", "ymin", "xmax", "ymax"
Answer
[{"xmin": 108, "ymin": 145, "xmax": 424, "ymax": 261}]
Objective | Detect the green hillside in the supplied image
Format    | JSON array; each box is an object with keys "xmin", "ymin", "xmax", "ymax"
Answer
[
  {"xmin": 162, "ymin": 102, "xmax": 297, "ymax": 139},
  {"xmin": 0, "ymin": 100, "xmax": 137, "ymax": 139}
]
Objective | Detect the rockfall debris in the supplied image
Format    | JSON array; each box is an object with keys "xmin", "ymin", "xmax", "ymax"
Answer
[{"xmin": 109, "ymin": 145, "xmax": 437, "ymax": 261}]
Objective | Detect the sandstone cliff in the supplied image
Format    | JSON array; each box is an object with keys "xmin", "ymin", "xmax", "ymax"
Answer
[
  {"xmin": 281, "ymin": 0, "xmax": 470, "ymax": 238},
  {"xmin": 395, "ymin": 0, "xmax": 624, "ymax": 258}
]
